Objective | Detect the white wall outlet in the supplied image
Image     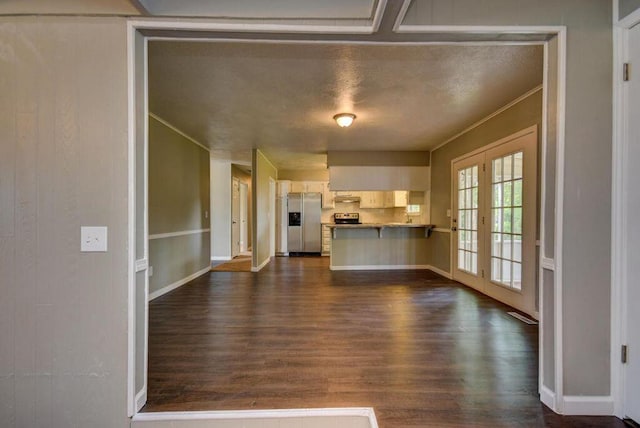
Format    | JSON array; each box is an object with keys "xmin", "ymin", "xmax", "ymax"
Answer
[
  {"xmin": 446, "ymin": 209, "xmax": 451, "ymax": 218},
  {"xmin": 205, "ymin": 210, "xmax": 208, "ymax": 219},
  {"xmin": 81, "ymin": 226, "xmax": 108, "ymax": 252}
]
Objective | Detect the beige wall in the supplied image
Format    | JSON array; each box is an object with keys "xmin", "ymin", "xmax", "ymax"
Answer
[
  {"xmin": 252, "ymin": 150, "xmax": 277, "ymax": 269},
  {"xmin": 0, "ymin": 17, "xmax": 130, "ymax": 427},
  {"xmin": 148, "ymin": 116, "xmax": 210, "ymax": 296}
]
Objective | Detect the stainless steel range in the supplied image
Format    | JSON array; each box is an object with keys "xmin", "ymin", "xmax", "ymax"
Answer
[{"xmin": 333, "ymin": 212, "xmax": 361, "ymax": 224}]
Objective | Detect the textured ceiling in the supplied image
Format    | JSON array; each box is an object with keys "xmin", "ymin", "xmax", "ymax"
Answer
[{"xmin": 149, "ymin": 41, "xmax": 543, "ymax": 170}]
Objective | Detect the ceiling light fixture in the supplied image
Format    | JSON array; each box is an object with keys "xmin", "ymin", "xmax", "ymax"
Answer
[{"xmin": 333, "ymin": 113, "xmax": 356, "ymax": 128}]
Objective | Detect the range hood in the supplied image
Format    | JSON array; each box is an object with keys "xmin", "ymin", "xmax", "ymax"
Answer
[{"xmin": 334, "ymin": 194, "xmax": 361, "ymax": 203}]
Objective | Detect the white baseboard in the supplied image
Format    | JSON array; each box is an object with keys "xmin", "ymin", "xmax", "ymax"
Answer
[
  {"xmin": 330, "ymin": 264, "xmax": 430, "ymax": 271},
  {"xmin": 251, "ymin": 256, "xmax": 271, "ymax": 272},
  {"xmin": 132, "ymin": 407, "xmax": 378, "ymax": 428},
  {"xmin": 561, "ymin": 395, "xmax": 614, "ymax": 416},
  {"xmin": 148, "ymin": 266, "xmax": 210, "ymax": 301},
  {"xmin": 426, "ymin": 265, "xmax": 452, "ymax": 279},
  {"xmin": 211, "ymin": 256, "xmax": 232, "ymax": 261},
  {"xmin": 540, "ymin": 385, "xmax": 556, "ymax": 412}
]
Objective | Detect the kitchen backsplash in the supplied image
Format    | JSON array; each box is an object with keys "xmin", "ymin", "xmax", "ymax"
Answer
[{"xmin": 321, "ymin": 202, "xmax": 428, "ymax": 224}]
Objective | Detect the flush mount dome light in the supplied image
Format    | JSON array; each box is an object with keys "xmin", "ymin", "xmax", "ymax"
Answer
[{"xmin": 333, "ymin": 113, "xmax": 356, "ymax": 128}]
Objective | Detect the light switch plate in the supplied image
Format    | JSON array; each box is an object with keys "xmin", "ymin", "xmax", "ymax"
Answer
[
  {"xmin": 446, "ymin": 209, "xmax": 451, "ymax": 218},
  {"xmin": 81, "ymin": 226, "xmax": 108, "ymax": 252}
]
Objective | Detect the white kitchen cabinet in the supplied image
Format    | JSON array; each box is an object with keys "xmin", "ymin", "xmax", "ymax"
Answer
[
  {"xmin": 321, "ymin": 224, "xmax": 331, "ymax": 256},
  {"xmin": 359, "ymin": 191, "xmax": 386, "ymax": 208},
  {"xmin": 290, "ymin": 181, "xmax": 324, "ymax": 193},
  {"xmin": 290, "ymin": 181, "xmax": 306, "ymax": 193},
  {"xmin": 393, "ymin": 191, "xmax": 408, "ymax": 207},
  {"xmin": 322, "ymin": 182, "xmax": 334, "ymax": 209},
  {"xmin": 306, "ymin": 181, "xmax": 324, "ymax": 193}
]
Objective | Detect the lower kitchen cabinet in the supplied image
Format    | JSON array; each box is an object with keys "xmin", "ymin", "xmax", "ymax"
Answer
[{"xmin": 322, "ymin": 224, "xmax": 331, "ymax": 256}]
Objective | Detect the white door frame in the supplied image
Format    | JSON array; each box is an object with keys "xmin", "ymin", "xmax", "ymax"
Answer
[
  {"xmin": 612, "ymin": 5, "xmax": 640, "ymax": 419},
  {"xmin": 240, "ymin": 182, "xmax": 248, "ymax": 253},
  {"xmin": 269, "ymin": 177, "xmax": 276, "ymax": 257},
  {"xmin": 126, "ymin": 19, "xmax": 568, "ymax": 418}
]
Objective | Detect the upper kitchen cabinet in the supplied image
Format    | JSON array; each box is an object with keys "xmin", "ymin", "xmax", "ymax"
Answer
[
  {"xmin": 290, "ymin": 181, "xmax": 324, "ymax": 193},
  {"xmin": 383, "ymin": 190, "xmax": 407, "ymax": 208},
  {"xmin": 322, "ymin": 182, "xmax": 334, "ymax": 209},
  {"xmin": 359, "ymin": 191, "xmax": 386, "ymax": 208},
  {"xmin": 393, "ymin": 191, "xmax": 407, "ymax": 207}
]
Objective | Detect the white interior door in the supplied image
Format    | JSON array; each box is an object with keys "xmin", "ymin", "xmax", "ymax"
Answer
[
  {"xmin": 231, "ymin": 178, "xmax": 240, "ymax": 257},
  {"xmin": 623, "ymin": 21, "xmax": 640, "ymax": 424},
  {"xmin": 451, "ymin": 127, "xmax": 538, "ymax": 317},
  {"xmin": 452, "ymin": 152, "xmax": 485, "ymax": 290},
  {"xmin": 239, "ymin": 182, "xmax": 248, "ymax": 253}
]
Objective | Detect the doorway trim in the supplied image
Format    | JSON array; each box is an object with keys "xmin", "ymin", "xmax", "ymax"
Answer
[
  {"xmin": 612, "ymin": 4, "xmax": 640, "ymax": 419},
  {"xmin": 126, "ymin": 18, "xmax": 568, "ymax": 418}
]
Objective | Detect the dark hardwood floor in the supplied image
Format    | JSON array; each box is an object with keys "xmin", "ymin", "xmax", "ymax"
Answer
[{"xmin": 144, "ymin": 257, "xmax": 624, "ymax": 428}]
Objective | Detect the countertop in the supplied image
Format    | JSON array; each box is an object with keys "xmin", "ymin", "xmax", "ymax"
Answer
[{"xmin": 326, "ymin": 223, "xmax": 433, "ymax": 228}]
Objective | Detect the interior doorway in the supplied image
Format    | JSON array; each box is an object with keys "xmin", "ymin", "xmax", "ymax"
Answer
[{"xmin": 128, "ymin": 22, "xmax": 565, "ymax": 417}]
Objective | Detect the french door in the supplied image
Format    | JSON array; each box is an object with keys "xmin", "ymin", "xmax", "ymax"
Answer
[{"xmin": 452, "ymin": 128, "xmax": 537, "ymax": 316}]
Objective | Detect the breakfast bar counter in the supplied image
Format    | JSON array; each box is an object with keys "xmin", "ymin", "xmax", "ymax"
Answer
[{"xmin": 327, "ymin": 223, "xmax": 435, "ymax": 271}]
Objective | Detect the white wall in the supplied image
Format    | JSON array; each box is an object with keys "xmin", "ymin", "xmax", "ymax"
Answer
[{"xmin": 252, "ymin": 150, "xmax": 277, "ymax": 270}]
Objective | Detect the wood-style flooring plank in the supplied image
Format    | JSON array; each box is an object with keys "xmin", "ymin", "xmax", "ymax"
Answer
[{"xmin": 144, "ymin": 257, "xmax": 624, "ymax": 428}]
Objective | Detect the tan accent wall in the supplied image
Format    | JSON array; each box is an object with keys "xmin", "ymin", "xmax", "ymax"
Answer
[
  {"xmin": 0, "ymin": 17, "xmax": 130, "ymax": 427},
  {"xmin": 148, "ymin": 116, "xmax": 211, "ymax": 295},
  {"xmin": 252, "ymin": 150, "xmax": 277, "ymax": 269}
]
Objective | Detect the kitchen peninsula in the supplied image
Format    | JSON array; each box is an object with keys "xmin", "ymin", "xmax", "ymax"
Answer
[{"xmin": 327, "ymin": 223, "xmax": 435, "ymax": 270}]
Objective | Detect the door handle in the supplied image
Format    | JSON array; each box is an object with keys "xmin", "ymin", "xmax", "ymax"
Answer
[{"xmin": 451, "ymin": 226, "xmax": 457, "ymax": 232}]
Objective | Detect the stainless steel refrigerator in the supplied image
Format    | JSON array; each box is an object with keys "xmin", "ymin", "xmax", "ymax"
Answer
[{"xmin": 287, "ymin": 192, "xmax": 321, "ymax": 254}]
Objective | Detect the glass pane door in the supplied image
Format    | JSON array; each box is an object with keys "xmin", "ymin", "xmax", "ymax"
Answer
[
  {"xmin": 457, "ymin": 165, "xmax": 479, "ymax": 274},
  {"xmin": 490, "ymin": 151, "xmax": 523, "ymax": 290}
]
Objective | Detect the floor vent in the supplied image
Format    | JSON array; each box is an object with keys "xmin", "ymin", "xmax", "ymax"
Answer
[{"xmin": 508, "ymin": 311, "xmax": 538, "ymax": 325}]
